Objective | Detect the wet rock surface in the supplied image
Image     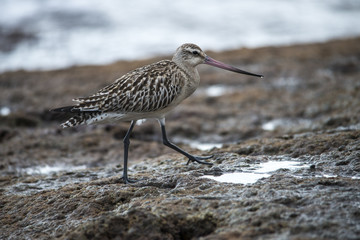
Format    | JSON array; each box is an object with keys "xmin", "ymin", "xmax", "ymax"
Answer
[{"xmin": 1, "ymin": 37, "xmax": 360, "ymax": 239}]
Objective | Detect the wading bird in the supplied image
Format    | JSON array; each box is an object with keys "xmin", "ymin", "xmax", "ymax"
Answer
[{"xmin": 52, "ymin": 43, "xmax": 263, "ymax": 183}]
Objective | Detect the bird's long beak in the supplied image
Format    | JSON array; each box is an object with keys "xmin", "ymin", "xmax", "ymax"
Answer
[{"xmin": 204, "ymin": 56, "xmax": 263, "ymax": 78}]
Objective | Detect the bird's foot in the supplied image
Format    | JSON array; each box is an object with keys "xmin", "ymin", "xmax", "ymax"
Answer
[
  {"xmin": 123, "ymin": 176, "xmax": 138, "ymax": 184},
  {"xmin": 186, "ymin": 155, "xmax": 214, "ymax": 165}
]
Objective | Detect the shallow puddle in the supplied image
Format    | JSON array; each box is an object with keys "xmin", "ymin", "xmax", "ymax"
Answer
[
  {"xmin": 0, "ymin": 106, "xmax": 11, "ymax": 116},
  {"xmin": 173, "ymin": 137, "xmax": 223, "ymax": 151},
  {"xmin": 202, "ymin": 160, "xmax": 309, "ymax": 184},
  {"xmin": 187, "ymin": 141, "xmax": 223, "ymax": 151},
  {"xmin": 261, "ymin": 118, "xmax": 313, "ymax": 132},
  {"xmin": 7, "ymin": 165, "xmax": 116, "ymax": 195},
  {"xmin": 22, "ymin": 164, "xmax": 87, "ymax": 175},
  {"xmin": 196, "ymin": 84, "xmax": 235, "ymax": 97}
]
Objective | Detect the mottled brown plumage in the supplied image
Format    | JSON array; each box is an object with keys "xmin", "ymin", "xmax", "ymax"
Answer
[
  {"xmin": 55, "ymin": 44, "xmax": 206, "ymax": 127},
  {"xmin": 52, "ymin": 43, "xmax": 263, "ymax": 183}
]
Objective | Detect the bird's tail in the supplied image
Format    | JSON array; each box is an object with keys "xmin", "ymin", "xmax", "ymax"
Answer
[{"xmin": 51, "ymin": 106, "xmax": 99, "ymax": 128}]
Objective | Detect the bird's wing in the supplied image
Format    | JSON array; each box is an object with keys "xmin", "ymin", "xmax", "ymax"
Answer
[{"xmin": 72, "ymin": 60, "xmax": 185, "ymax": 113}]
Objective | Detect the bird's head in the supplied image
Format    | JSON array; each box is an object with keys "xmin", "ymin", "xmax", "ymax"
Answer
[
  {"xmin": 173, "ymin": 43, "xmax": 263, "ymax": 78},
  {"xmin": 172, "ymin": 43, "xmax": 206, "ymax": 67}
]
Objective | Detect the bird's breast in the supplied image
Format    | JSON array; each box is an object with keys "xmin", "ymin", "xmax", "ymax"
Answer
[{"xmin": 181, "ymin": 68, "xmax": 200, "ymax": 100}]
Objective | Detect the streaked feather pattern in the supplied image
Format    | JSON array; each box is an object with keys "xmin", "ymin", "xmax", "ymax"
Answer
[
  {"xmin": 56, "ymin": 60, "xmax": 188, "ymax": 127},
  {"xmin": 52, "ymin": 43, "xmax": 211, "ymax": 128}
]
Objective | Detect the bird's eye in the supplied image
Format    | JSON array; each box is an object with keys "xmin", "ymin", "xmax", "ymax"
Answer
[{"xmin": 192, "ymin": 51, "xmax": 199, "ymax": 55}]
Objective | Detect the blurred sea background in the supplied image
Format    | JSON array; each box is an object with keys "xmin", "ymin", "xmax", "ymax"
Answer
[{"xmin": 1, "ymin": 0, "xmax": 359, "ymax": 72}]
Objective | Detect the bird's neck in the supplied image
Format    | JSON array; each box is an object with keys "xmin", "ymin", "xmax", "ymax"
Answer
[
  {"xmin": 176, "ymin": 63, "xmax": 200, "ymax": 98},
  {"xmin": 172, "ymin": 59, "xmax": 199, "ymax": 81}
]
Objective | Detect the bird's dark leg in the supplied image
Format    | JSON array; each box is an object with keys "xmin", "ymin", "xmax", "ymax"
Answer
[
  {"xmin": 158, "ymin": 118, "xmax": 213, "ymax": 165},
  {"xmin": 123, "ymin": 120, "xmax": 137, "ymax": 183}
]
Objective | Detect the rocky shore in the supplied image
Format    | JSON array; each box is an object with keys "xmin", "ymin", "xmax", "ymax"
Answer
[{"xmin": 1, "ymin": 37, "xmax": 360, "ymax": 239}]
